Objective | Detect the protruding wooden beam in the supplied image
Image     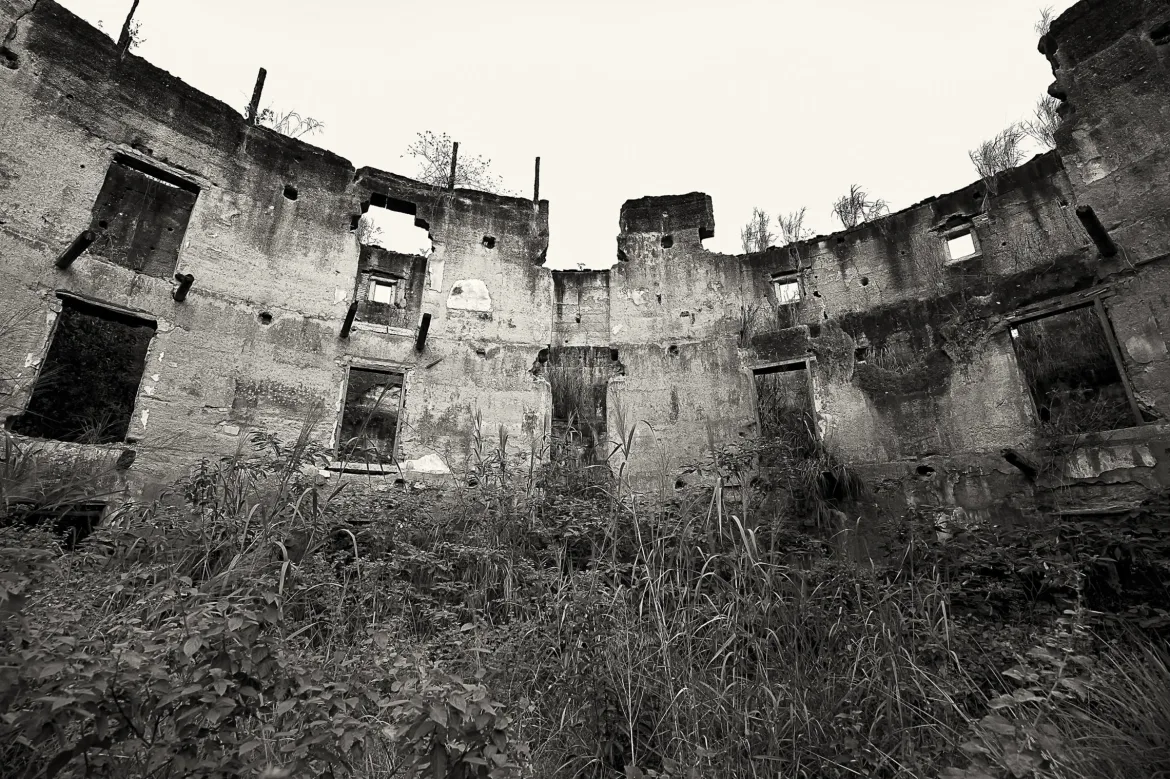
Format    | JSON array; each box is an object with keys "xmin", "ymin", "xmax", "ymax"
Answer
[
  {"xmin": 340, "ymin": 300, "xmax": 359, "ymax": 339},
  {"xmin": 415, "ymin": 313, "xmax": 432, "ymax": 352},
  {"xmin": 172, "ymin": 273, "xmax": 194, "ymax": 302},
  {"xmin": 247, "ymin": 67, "xmax": 267, "ymax": 125},
  {"xmin": 448, "ymin": 142, "xmax": 459, "ymax": 190},
  {"xmin": 533, "ymin": 156, "xmax": 541, "ymax": 202},
  {"xmin": 55, "ymin": 230, "xmax": 97, "ymax": 269},
  {"xmin": 116, "ymin": 0, "xmax": 141, "ymax": 56},
  {"xmin": 1076, "ymin": 205, "xmax": 1118, "ymax": 257}
]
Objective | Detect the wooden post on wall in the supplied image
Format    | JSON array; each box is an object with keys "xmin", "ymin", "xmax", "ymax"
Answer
[
  {"xmin": 533, "ymin": 156, "xmax": 541, "ymax": 202},
  {"xmin": 247, "ymin": 67, "xmax": 268, "ymax": 125},
  {"xmin": 448, "ymin": 142, "xmax": 459, "ymax": 190}
]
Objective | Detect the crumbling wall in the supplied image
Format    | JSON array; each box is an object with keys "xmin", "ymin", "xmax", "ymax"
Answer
[
  {"xmin": 552, "ymin": 270, "xmax": 610, "ymax": 346},
  {"xmin": 0, "ymin": 0, "xmax": 550, "ymax": 492}
]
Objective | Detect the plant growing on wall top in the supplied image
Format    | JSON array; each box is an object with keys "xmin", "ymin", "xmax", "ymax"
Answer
[
  {"xmin": 777, "ymin": 207, "xmax": 813, "ymax": 246},
  {"xmin": 969, "ymin": 123, "xmax": 1026, "ymax": 196},
  {"xmin": 1023, "ymin": 94, "xmax": 1061, "ymax": 151},
  {"xmin": 740, "ymin": 207, "xmax": 774, "ymax": 253},
  {"xmin": 253, "ymin": 107, "xmax": 325, "ymax": 139},
  {"xmin": 404, "ymin": 131, "xmax": 513, "ymax": 195},
  {"xmin": 830, "ymin": 185, "xmax": 888, "ymax": 229}
]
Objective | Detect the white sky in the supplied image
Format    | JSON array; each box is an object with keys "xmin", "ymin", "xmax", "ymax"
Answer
[{"xmin": 58, "ymin": 0, "xmax": 1076, "ymax": 269}]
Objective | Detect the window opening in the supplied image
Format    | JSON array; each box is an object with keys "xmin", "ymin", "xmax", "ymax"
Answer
[
  {"xmin": 946, "ymin": 230, "xmax": 978, "ymax": 262},
  {"xmin": 771, "ymin": 272, "xmax": 801, "ymax": 304},
  {"xmin": 338, "ymin": 367, "xmax": 404, "ymax": 466},
  {"xmin": 368, "ymin": 276, "xmax": 399, "ymax": 305},
  {"xmin": 357, "ymin": 195, "xmax": 431, "ymax": 257},
  {"xmin": 8, "ymin": 296, "xmax": 155, "ymax": 443},
  {"xmin": 1009, "ymin": 303, "xmax": 1139, "ymax": 435},
  {"xmin": 88, "ymin": 155, "xmax": 199, "ymax": 278}
]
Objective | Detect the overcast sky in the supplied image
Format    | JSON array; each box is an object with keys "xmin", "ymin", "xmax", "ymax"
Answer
[{"xmin": 59, "ymin": 0, "xmax": 1075, "ymax": 268}]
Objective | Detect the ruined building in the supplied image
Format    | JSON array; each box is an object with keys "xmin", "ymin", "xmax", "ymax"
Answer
[{"xmin": 3, "ymin": 0, "xmax": 1170, "ymax": 522}]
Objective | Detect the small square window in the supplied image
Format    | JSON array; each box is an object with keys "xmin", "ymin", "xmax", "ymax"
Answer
[
  {"xmin": 946, "ymin": 230, "xmax": 977, "ymax": 261},
  {"xmin": 369, "ymin": 278, "xmax": 398, "ymax": 305},
  {"xmin": 771, "ymin": 273, "xmax": 800, "ymax": 304}
]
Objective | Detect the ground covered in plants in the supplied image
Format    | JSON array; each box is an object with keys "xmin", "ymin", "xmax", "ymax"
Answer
[{"xmin": 2, "ymin": 426, "xmax": 1170, "ymax": 779}]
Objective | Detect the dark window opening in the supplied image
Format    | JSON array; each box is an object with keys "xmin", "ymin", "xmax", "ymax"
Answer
[
  {"xmin": 483, "ymin": 235, "xmax": 497, "ymax": 249},
  {"xmin": 88, "ymin": 155, "xmax": 199, "ymax": 278},
  {"xmin": 1010, "ymin": 304, "xmax": 1138, "ymax": 435},
  {"xmin": 661, "ymin": 235, "xmax": 674, "ymax": 249},
  {"xmin": 338, "ymin": 367, "xmax": 403, "ymax": 465},
  {"xmin": 8, "ymin": 297, "xmax": 155, "ymax": 444},
  {"xmin": 754, "ymin": 362, "xmax": 816, "ymax": 467},
  {"xmin": 283, "ymin": 184, "xmax": 298, "ymax": 201}
]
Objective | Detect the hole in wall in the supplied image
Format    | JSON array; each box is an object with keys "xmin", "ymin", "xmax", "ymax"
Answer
[
  {"xmin": 537, "ymin": 347, "xmax": 550, "ymax": 363},
  {"xmin": 258, "ymin": 312, "xmax": 273, "ymax": 325},
  {"xmin": 475, "ymin": 347, "xmax": 487, "ymax": 356},
  {"xmin": 808, "ymin": 324, "xmax": 822, "ymax": 338},
  {"xmin": 350, "ymin": 214, "xmax": 361, "ymax": 231},
  {"xmin": 674, "ymin": 478, "xmax": 686, "ymax": 490},
  {"xmin": 1, "ymin": 47, "xmax": 19, "ymax": 70},
  {"xmin": 855, "ymin": 346, "xmax": 868, "ymax": 363},
  {"xmin": 860, "ymin": 277, "xmax": 869, "ymax": 286},
  {"xmin": 916, "ymin": 465, "xmax": 935, "ymax": 476},
  {"xmin": 656, "ymin": 294, "xmax": 662, "ymax": 304},
  {"xmin": 812, "ymin": 291, "xmax": 821, "ymax": 298},
  {"xmin": 1151, "ymin": 21, "xmax": 1170, "ymax": 45},
  {"xmin": 836, "ymin": 236, "xmax": 845, "ymax": 245},
  {"xmin": 610, "ymin": 348, "xmax": 620, "ymax": 361},
  {"xmin": 283, "ymin": 184, "xmax": 298, "ymax": 201},
  {"xmin": 822, "ymin": 311, "xmax": 828, "ymax": 320},
  {"xmin": 358, "ymin": 195, "xmax": 430, "ymax": 255},
  {"xmin": 482, "ymin": 235, "xmax": 496, "ymax": 249},
  {"xmin": 98, "ymin": 220, "xmax": 108, "ymax": 229},
  {"xmin": 661, "ymin": 235, "xmax": 674, "ymax": 249},
  {"xmin": 668, "ymin": 344, "xmax": 680, "ymax": 357}
]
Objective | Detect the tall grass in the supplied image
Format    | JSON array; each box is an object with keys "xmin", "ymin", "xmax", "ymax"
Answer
[{"xmin": 2, "ymin": 411, "xmax": 1169, "ymax": 779}]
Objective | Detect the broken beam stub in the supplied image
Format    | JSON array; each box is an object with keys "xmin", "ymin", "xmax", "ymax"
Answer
[
  {"xmin": 172, "ymin": 273, "xmax": 195, "ymax": 302},
  {"xmin": 247, "ymin": 67, "xmax": 268, "ymax": 125},
  {"xmin": 1076, "ymin": 205, "xmax": 1119, "ymax": 258},
  {"xmin": 340, "ymin": 300, "xmax": 359, "ymax": 339},
  {"xmin": 415, "ymin": 312, "xmax": 432, "ymax": 352},
  {"xmin": 448, "ymin": 142, "xmax": 459, "ymax": 190},
  {"xmin": 55, "ymin": 230, "xmax": 97, "ymax": 269}
]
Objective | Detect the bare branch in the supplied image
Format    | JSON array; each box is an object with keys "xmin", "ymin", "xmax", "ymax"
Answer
[
  {"xmin": 403, "ymin": 131, "xmax": 513, "ymax": 195},
  {"xmin": 969, "ymin": 123, "xmax": 1026, "ymax": 190},
  {"xmin": 777, "ymin": 208, "xmax": 813, "ymax": 246},
  {"xmin": 740, "ymin": 207, "xmax": 774, "ymax": 254},
  {"xmin": 254, "ymin": 107, "xmax": 325, "ymax": 139},
  {"xmin": 1022, "ymin": 94, "xmax": 1060, "ymax": 150},
  {"xmin": 1035, "ymin": 5, "xmax": 1055, "ymax": 36},
  {"xmin": 831, "ymin": 185, "xmax": 888, "ymax": 229}
]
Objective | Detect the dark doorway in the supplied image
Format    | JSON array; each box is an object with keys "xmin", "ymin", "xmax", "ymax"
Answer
[{"xmin": 8, "ymin": 297, "xmax": 155, "ymax": 443}]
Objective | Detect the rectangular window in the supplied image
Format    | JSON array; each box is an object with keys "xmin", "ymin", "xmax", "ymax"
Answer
[
  {"xmin": 753, "ymin": 361, "xmax": 815, "ymax": 467},
  {"xmin": 8, "ymin": 296, "xmax": 155, "ymax": 443},
  {"xmin": 945, "ymin": 230, "xmax": 978, "ymax": 262},
  {"xmin": 1010, "ymin": 303, "xmax": 1140, "ymax": 435},
  {"xmin": 368, "ymin": 277, "xmax": 399, "ymax": 305},
  {"xmin": 771, "ymin": 273, "xmax": 801, "ymax": 304},
  {"xmin": 337, "ymin": 367, "xmax": 404, "ymax": 465},
  {"xmin": 88, "ymin": 155, "xmax": 199, "ymax": 278}
]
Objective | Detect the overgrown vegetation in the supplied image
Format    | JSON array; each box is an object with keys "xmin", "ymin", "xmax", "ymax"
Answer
[
  {"xmin": 3, "ymin": 408, "xmax": 1170, "ymax": 779},
  {"xmin": 831, "ymin": 184, "xmax": 889, "ymax": 229},
  {"xmin": 404, "ymin": 131, "xmax": 512, "ymax": 195}
]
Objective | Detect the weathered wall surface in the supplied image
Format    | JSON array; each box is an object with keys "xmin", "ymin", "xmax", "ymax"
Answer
[
  {"xmin": 0, "ymin": 1, "xmax": 549, "ymax": 492},
  {"xmin": 4, "ymin": 0, "xmax": 1170, "ymax": 520}
]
